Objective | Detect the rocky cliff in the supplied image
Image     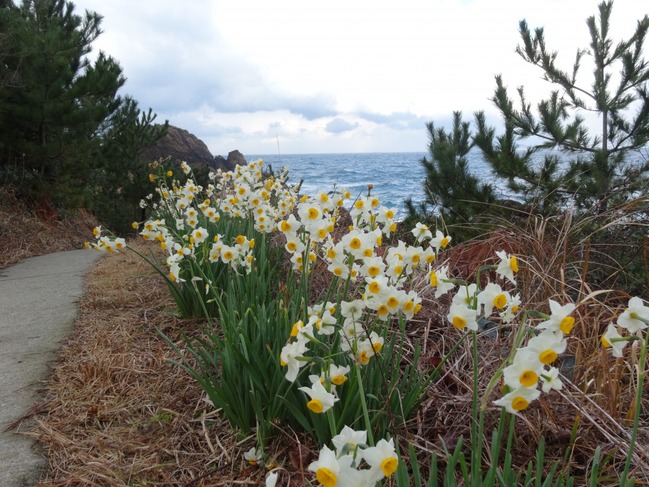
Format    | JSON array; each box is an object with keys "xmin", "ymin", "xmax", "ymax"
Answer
[{"xmin": 141, "ymin": 125, "xmax": 246, "ymax": 171}]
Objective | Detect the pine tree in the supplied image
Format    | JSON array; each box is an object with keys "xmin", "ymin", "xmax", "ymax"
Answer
[
  {"xmin": 0, "ymin": 0, "xmax": 125, "ymax": 203},
  {"xmin": 90, "ymin": 97, "xmax": 169, "ymax": 233},
  {"xmin": 419, "ymin": 1, "xmax": 649, "ymax": 222},
  {"xmin": 406, "ymin": 112, "xmax": 496, "ymax": 231}
]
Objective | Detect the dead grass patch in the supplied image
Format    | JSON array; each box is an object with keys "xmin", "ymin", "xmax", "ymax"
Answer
[
  {"xmin": 28, "ymin": 242, "xmax": 273, "ymax": 486},
  {"xmin": 0, "ymin": 186, "xmax": 98, "ymax": 270}
]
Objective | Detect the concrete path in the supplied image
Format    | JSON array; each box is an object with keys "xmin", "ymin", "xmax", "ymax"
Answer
[{"xmin": 0, "ymin": 249, "xmax": 102, "ymax": 487}]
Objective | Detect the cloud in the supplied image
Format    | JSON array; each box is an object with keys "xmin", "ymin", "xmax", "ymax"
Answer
[
  {"xmin": 325, "ymin": 118, "xmax": 358, "ymax": 134},
  {"xmin": 357, "ymin": 111, "xmax": 431, "ymax": 131}
]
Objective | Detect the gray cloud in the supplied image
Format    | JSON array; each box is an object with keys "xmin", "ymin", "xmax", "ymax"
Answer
[
  {"xmin": 123, "ymin": 54, "xmax": 336, "ymax": 121},
  {"xmin": 325, "ymin": 118, "xmax": 359, "ymax": 134},
  {"xmin": 357, "ymin": 111, "xmax": 430, "ymax": 131}
]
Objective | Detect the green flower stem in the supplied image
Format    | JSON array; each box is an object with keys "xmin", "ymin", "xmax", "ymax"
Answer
[
  {"xmin": 354, "ymin": 361, "xmax": 375, "ymax": 446},
  {"xmin": 326, "ymin": 408, "xmax": 337, "ymax": 440},
  {"xmin": 620, "ymin": 330, "xmax": 647, "ymax": 486},
  {"xmin": 481, "ymin": 310, "xmax": 533, "ymax": 411},
  {"xmin": 471, "ymin": 330, "xmax": 484, "ymax": 482}
]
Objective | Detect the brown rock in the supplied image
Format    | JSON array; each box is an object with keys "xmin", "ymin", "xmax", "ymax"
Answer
[
  {"xmin": 225, "ymin": 150, "xmax": 247, "ymax": 171},
  {"xmin": 141, "ymin": 125, "xmax": 247, "ymax": 172},
  {"xmin": 141, "ymin": 125, "xmax": 213, "ymax": 166}
]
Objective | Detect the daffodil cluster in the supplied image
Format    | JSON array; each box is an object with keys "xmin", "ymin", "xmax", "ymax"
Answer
[
  {"xmin": 431, "ymin": 248, "xmax": 569, "ymax": 414},
  {"xmin": 278, "ymin": 194, "xmax": 454, "ymax": 389},
  {"xmin": 492, "ymin": 298, "xmax": 576, "ymax": 414},
  {"xmin": 86, "ymin": 226, "xmax": 126, "ymax": 253},
  {"xmin": 444, "ymin": 251, "xmax": 521, "ymax": 333},
  {"xmin": 601, "ymin": 296, "xmax": 649, "ymax": 357},
  {"xmin": 309, "ymin": 426, "xmax": 398, "ymax": 487},
  {"xmin": 133, "ymin": 159, "xmax": 298, "ymax": 283},
  {"xmin": 208, "ymin": 160, "xmax": 298, "ymax": 231}
]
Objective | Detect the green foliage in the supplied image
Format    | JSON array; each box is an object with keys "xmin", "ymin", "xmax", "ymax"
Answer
[
  {"xmin": 407, "ymin": 111, "xmax": 498, "ymax": 239},
  {"xmin": 0, "ymin": 0, "xmax": 125, "ymax": 204},
  {"xmin": 416, "ymin": 1, "xmax": 649, "ymax": 236},
  {"xmin": 90, "ymin": 98, "xmax": 168, "ymax": 234},
  {"xmin": 0, "ymin": 0, "xmax": 166, "ymax": 230}
]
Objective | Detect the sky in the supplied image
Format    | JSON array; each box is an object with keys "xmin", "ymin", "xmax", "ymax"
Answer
[{"xmin": 70, "ymin": 0, "xmax": 648, "ymax": 155}]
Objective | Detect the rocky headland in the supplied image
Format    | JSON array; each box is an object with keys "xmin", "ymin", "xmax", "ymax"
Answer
[{"xmin": 142, "ymin": 125, "xmax": 246, "ymax": 171}]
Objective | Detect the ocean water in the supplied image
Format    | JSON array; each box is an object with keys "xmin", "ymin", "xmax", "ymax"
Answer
[
  {"xmin": 247, "ymin": 152, "xmax": 496, "ymax": 219},
  {"xmin": 245, "ymin": 152, "xmax": 424, "ymax": 218}
]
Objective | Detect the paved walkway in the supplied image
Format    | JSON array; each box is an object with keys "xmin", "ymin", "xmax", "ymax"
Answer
[{"xmin": 0, "ymin": 249, "xmax": 102, "ymax": 487}]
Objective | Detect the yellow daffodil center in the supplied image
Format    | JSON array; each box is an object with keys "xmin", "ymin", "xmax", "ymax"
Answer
[
  {"xmin": 350, "ymin": 238, "xmax": 361, "ymax": 250},
  {"xmin": 318, "ymin": 228, "xmax": 327, "ymax": 239},
  {"xmin": 601, "ymin": 335, "xmax": 612, "ymax": 348},
  {"xmin": 355, "ymin": 200, "xmax": 364, "ymax": 210},
  {"xmin": 308, "ymin": 207, "xmax": 319, "ymax": 219},
  {"xmin": 539, "ymin": 350, "xmax": 558, "ymax": 365},
  {"xmin": 359, "ymin": 351, "xmax": 370, "ymax": 364},
  {"xmin": 403, "ymin": 301, "xmax": 414, "ymax": 312},
  {"xmin": 290, "ymin": 321, "xmax": 303, "ymax": 337},
  {"xmin": 327, "ymin": 248, "xmax": 337, "ymax": 259},
  {"xmin": 510, "ymin": 256, "xmax": 519, "ymax": 272},
  {"xmin": 332, "ymin": 375, "xmax": 347, "ymax": 386},
  {"xmin": 368, "ymin": 266, "xmax": 381, "ymax": 277},
  {"xmin": 452, "ymin": 316, "xmax": 467, "ymax": 329},
  {"xmin": 381, "ymin": 456, "xmax": 399, "ymax": 477},
  {"xmin": 441, "ymin": 237, "xmax": 449, "ymax": 248},
  {"xmin": 512, "ymin": 396, "xmax": 529, "ymax": 411},
  {"xmin": 560, "ymin": 316, "xmax": 575, "ymax": 335},
  {"xmin": 286, "ymin": 242, "xmax": 297, "ymax": 252},
  {"xmin": 519, "ymin": 370, "xmax": 538, "ymax": 387},
  {"xmin": 414, "ymin": 303, "xmax": 422, "ymax": 314},
  {"xmin": 494, "ymin": 293, "xmax": 507, "ymax": 309},
  {"xmin": 430, "ymin": 271, "xmax": 438, "ymax": 287},
  {"xmin": 316, "ymin": 467, "xmax": 337, "ymax": 487},
  {"xmin": 387, "ymin": 296, "xmax": 399, "ymax": 308},
  {"xmin": 307, "ymin": 399, "xmax": 324, "ymax": 413},
  {"xmin": 377, "ymin": 304, "xmax": 389, "ymax": 317},
  {"xmin": 369, "ymin": 282, "xmax": 381, "ymax": 294}
]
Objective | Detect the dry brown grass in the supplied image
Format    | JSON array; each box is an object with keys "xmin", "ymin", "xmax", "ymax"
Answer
[
  {"xmin": 0, "ymin": 186, "xmax": 97, "ymax": 270},
  {"xmin": 28, "ymin": 242, "xmax": 272, "ymax": 486},
  {"xmin": 401, "ymin": 214, "xmax": 649, "ymax": 485}
]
